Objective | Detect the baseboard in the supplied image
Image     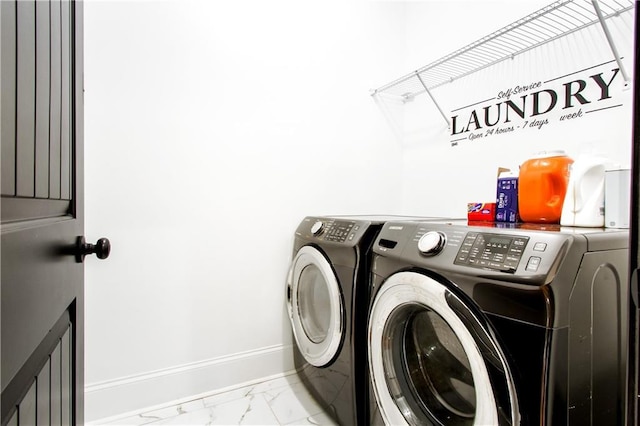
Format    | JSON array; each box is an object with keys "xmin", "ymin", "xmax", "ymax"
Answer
[{"xmin": 84, "ymin": 344, "xmax": 294, "ymax": 422}]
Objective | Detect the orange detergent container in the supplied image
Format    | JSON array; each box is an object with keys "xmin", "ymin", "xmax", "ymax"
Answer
[{"xmin": 518, "ymin": 150, "xmax": 574, "ymax": 223}]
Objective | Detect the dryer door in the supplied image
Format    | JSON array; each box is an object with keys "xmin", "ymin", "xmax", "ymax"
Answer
[
  {"xmin": 287, "ymin": 246, "xmax": 343, "ymax": 367},
  {"xmin": 368, "ymin": 271, "xmax": 519, "ymax": 426}
]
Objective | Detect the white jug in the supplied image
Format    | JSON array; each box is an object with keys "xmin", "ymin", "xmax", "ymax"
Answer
[{"xmin": 560, "ymin": 154, "xmax": 609, "ymax": 227}]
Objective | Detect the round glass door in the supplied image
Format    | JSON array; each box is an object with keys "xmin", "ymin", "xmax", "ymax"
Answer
[
  {"xmin": 368, "ymin": 272, "xmax": 518, "ymax": 426},
  {"xmin": 287, "ymin": 246, "xmax": 343, "ymax": 367}
]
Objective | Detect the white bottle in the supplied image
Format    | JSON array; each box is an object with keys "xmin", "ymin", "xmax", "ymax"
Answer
[
  {"xmin": 560, "ymin": 154, "xmax": 609, "ymax": 227},
  {"xmin": 605, "ymin": 169, "xmax": 631, "ymax": 228}
]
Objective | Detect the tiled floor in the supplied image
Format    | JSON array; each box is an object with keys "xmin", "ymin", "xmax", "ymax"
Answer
[{"xmin": 92, "ymin": 373, "xmax": 339, "ymax": 425}]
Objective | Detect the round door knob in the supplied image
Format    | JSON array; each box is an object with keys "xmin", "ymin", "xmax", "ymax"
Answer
[
  {"xmin": 76, "ymin": 236, "xmax": 111, "ymax": 263},
  {"xmin": 418, "ymin": 231, "xmax": 446, "ymax": 256}
]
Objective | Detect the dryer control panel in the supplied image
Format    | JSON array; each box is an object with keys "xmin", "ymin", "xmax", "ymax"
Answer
[
  {"xmin": 298, "ymin": 217, "xmax": 366, "ymax": 244},
  {"xmin": 322, "ymin": 220, "xmax": 356, "ymax": 243},
  {"xmin": 454, "ymin": 232, "xmax": 529, "ymax": 273}
]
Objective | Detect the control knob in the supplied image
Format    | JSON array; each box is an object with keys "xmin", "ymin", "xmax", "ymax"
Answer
[
  {"xmin": 418, "ymin": 231, "xmax": 446, "ymax": 256},
  {"xmin": 311, "ymin": 220, "xmax": 324, "ymax": 236}
]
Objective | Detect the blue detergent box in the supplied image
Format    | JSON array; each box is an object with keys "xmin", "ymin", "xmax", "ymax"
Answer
[{"xmin": 496, "ymin": 170, "xmax": 519, "ymax": 223}]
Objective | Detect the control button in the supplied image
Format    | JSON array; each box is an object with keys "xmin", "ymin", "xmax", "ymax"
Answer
[
  {"xmin": 526, "ymin": 256, "xmax": 542, "ymax": 272},
  {"xmin": 504, "ymin": 262, "xmax": 518, "ymax": 271},
  {"xmin": 418, "ymin": 231, "xmax": 446, "ymax": 256},
  {"xmin": 311, "ymin": 221, "xmax": 324, "ymax": 236},
  {"xmin": 533, "ymin": 242, "xmax": 547, "ymax": 252},
  {"xmin": 348, "ymin": 233, "xmax": 355, "ymax": 241}
]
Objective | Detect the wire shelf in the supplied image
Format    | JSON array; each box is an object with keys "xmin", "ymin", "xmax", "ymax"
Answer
[{"xmin": 371, "ymin": 0, "xmax": 634, "ymax": 102}]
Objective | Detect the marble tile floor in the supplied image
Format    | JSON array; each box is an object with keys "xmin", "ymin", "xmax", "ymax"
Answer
[{"xmin": 91, "ymin": 372, "xmax": 339, "ymax": 425}]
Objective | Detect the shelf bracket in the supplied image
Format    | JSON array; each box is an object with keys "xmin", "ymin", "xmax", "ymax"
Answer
[
  {"xmin": 416, "ymin": 72, "xmax": 451, "ymax": 128},
  {"xmin": 591, "ymin": 0, "xmax": 630, "ymax": 87}
]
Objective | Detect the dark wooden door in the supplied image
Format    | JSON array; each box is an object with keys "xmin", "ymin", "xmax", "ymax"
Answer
[{"xmin": 1, "ymin": 1, "xmax": 86, "ymax": 424}]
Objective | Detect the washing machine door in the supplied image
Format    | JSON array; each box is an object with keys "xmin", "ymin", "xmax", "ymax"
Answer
[
  {"xmin": 287, "ymin": 246, "xmax": 344, "ymax": 367},
  {"xmin": 368, "ymin": 271, "xmax": 519, "ymax": 426}
]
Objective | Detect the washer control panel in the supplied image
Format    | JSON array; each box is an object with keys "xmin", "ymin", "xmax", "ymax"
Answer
[
  {"xmin": 375, "ymin": 220, "xmax": 628, "ymax": 283},
  {"xmin": 454, "ymin": 232, "xmax": 529, "ymax": 273}
]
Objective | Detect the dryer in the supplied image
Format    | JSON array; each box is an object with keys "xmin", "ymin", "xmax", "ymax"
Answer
[
  {"xmin": 286, "ymin": 215, "xmax": 439, "ymax": 425},
  {"xmin": 367, "ymin": 220, "xmax": 629, "ymax": 425}
]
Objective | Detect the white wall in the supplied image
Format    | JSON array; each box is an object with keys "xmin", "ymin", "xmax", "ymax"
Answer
[{"xmin": 83, "ymin": 0, "xmax": 408, "ymax": 420}]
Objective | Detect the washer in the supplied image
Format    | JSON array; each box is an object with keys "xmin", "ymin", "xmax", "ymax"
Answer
[
  {"xmin": 286, "ymin": 215, "xmax": 441, "ymax": 425},
  {"xmin": 367, "ymin": 219, "xmax": 629, "ymax": 425}
]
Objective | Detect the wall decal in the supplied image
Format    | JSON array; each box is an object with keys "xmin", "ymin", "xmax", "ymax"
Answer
[{"xmin": 449, "ymin": 59, "xmax": 625, "ymax": 147}]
